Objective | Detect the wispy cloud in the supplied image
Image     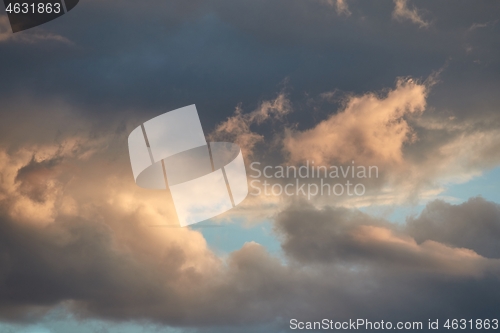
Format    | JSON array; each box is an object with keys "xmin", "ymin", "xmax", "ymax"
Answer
[
  {"xmin": 468, "ymin": 20, "xmax": 498, "ymax": 31},
  {"xmin": 209, "ymin": 93, "xmax": 292, "ymax": 157},
  {"xmin": 321, "ymin": 0, "xmax": 351, "ymax": 16},
  {"xmin": 392, "ymin": 0, "xmax": 429, "ymax": 28}
]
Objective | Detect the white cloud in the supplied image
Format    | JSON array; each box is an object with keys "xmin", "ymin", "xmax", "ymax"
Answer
[{"xmin": 468, "ymin": 20, "xmax": 498, "ymax": 31}]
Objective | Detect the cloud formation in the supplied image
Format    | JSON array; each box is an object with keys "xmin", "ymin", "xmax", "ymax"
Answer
[
  {"xmin": 0, "ymin": 90, "xmax": 498, "ymax": 330},
  {"xmin": 276, "ymin": 76, "xmax": 500, "ymax": 206},
  {"xmin": 1, "ymin": 156, "xmax": 500, "ymax": 328},
  {"xmin": 407, "ymin": 197, "xmax": 500, "ymax": 259},
  {"xmin": 392, "ymin": 0, "xmax": 430, "ymax": 28},
  {"xmin": 275, "ymin": 200, "xmax": 499, "ymax": 277},
  {"xmin": 209, "ymin": 93, "xmax": 292, "ymax": 156},
  {"xmin": 0, "ymin": 1, "xmax": 499, "ymax": 331},
  {"xmin": 283, "ymin": 79, "xmax": 427, "ymax": 167},
  {"xmin": 321, "ymin": 0, "xmax": 351, "ymax": 16}
]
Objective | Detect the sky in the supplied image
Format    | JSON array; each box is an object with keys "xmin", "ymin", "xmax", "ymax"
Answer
[{"xmin": 0, "ymin": 0, "xmax": 500, "ymax": 332}]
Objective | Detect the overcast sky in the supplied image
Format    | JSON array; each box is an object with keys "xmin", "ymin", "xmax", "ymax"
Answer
[{"xmin": 0, "ymin": 1, "xmax": 500, "ymax": 332}]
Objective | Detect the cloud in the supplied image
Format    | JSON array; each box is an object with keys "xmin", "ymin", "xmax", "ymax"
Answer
[
  {"xmin": 334, "ymin": 0, "xmax": 351, "ymax": 16},
  {"xmin": 399, "ymin": 113, "xmax": 500, "ymax": 201},
  {"xmin": 0, "ymin": 132, "xmax": 110, "ymax": 225},
  {"xmin": 0, "ymin": 15, "xmax": 71, "ymax": 44},
  {"xmin": 283, "ymin": 78, "xmax": 427, "ymax": 167},
  {"xmin": 209, "ymin": 93, "xmax": 292, "ymax": 156},
  {"xmin": 275, "ymin": 200, "xmax": 496, "ymax": 277},
  {"xmin": 15, "ymin": 155, "xmax": 63, "ymax": 204},
  {"xmin": 392, "ymin": 0, "xmax": 429, "ymax": 28},
  {"xmin": 407, "ymin": 197, "xmax": 500, "ymax": 259},
  {"xmin": 2, "ymin": 191, "xmax": 500, "ymax": 327},
  {"xmin": 0, "ymin": 135, "xmax": 223, "ymax": 323},
  {"xmin": 276, "ymin": 75, "xmax": 500, "ymax": 206},
  {"xmin": 0, "ymin": 107, "xmax": 499, "ymax": 329},
  {"xmin": 321, "ymin": 0, "xmax": 351, "ymax": 16}
]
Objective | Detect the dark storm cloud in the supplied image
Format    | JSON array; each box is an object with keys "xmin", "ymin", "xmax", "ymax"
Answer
[
  {"xmin": 275, "ymin": 199, "xmax": 500, "ymax": 273},
  {"xmin": 0, "ymin": 0, "xmax": 499, "ymax": 133},
  {"xmin": 0, "ymin": 208, "xmax": 302, "ymax": 326},
  {"xmin": 0, "ymin": 212, "xmax": 180, "ymax": 320},
  {"xmin": 407, "ymin": 197, "xmax": 500, "ymax": 259},
  {"xmin": 275, "ymin": 202, "xmax": 397, "ymax": 264},
  {"xmin": 271, "ymin": 199, "xmax": 500, "ymax": 328}
]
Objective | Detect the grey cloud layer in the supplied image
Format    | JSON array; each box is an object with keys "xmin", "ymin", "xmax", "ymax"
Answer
[
  {"xmin": 1, "ymin": 0, "xmax": 499, "ymax": 131},
  {"xmin": 407, "ymin": 198, "xmax": 500, "ymax": 259}
]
